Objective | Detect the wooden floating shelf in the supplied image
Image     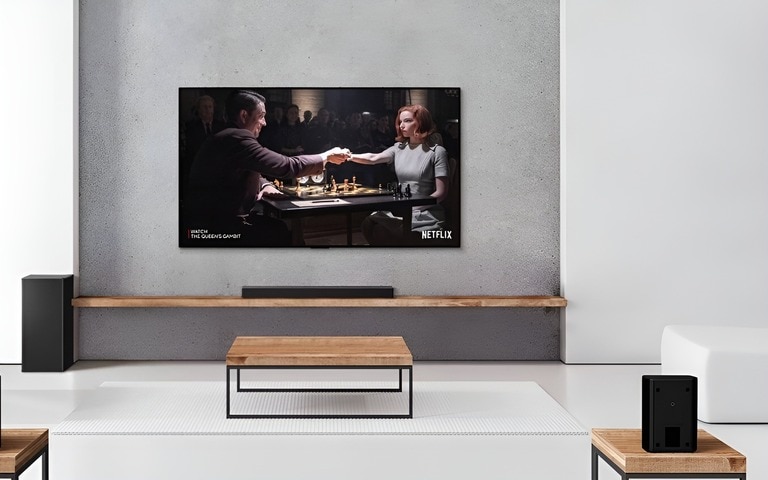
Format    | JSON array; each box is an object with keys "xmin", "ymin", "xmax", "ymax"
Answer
[{"xmin": 72, "ymin": 295, "xmax": 567, "ymax": 308}]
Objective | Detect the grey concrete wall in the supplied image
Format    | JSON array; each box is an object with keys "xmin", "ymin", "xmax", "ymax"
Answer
[
  {"xmin": 78, "ymin": 0, "xmax": 559, "ymax": 360},
  {"xmin": 80, "ymin": 308, "xmax": 560, "ymax": 361}
]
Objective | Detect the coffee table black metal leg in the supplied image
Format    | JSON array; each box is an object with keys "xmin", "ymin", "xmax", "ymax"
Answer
[
  {"xmin": 408, "ymin": 366, "xmax": 413, "ymax": 418},
  {"xmin": 227, "ymin": 365, "xmax": 413, "ymax": 418},
  {"xmin": 226, "ymin": 366, "xmax": 231, "ymax": 418}
]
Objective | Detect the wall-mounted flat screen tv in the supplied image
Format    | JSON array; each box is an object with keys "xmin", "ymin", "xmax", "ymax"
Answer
[{"xmin": 179, "ymin": 87, "xmax": 460, "ymax": 247}]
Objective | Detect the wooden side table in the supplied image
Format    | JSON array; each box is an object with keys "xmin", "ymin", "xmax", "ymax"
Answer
[
  {"xmin": 592, "ymin": 429, "xmax": 745, "ymax": 479},
  {"xmin": 0, "ymin": 429, "xmax": 48, "ymax": 480}
]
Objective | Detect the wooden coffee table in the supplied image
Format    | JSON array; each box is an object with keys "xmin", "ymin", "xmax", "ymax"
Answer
[
  {"xmin": 226, "ymin": 336, "xmax": 413, "ymax": 419},
  {"xmin": 592, "ymin": 428, "xmax": 746, "ymax": 479},
  {"xmin": 0, "ymin": 429, "xmax": 48, "ymax": 480}
]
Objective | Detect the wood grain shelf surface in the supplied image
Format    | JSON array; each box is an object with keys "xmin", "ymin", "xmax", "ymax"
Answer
[
  {"xmin": 0, "ymin": 429, "xmax": 48, "ymax": 473},
  {"xmin": 591, "ymin": 428, "xmax": 746, "ymax": 474},
  {"xmin": 72, "ymin": 295, "xmax": 567, "ymax": 308},
  {"xmin": 227, "ymin": 336, "xmax": 413, "ymax": 366}
]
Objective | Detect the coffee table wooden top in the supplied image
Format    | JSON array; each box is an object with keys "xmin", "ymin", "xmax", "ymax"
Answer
[
  {"xmin": 0, "ymin": 429, "xmax": 48, "ymax": 474},
  {"xmin": 592, "ymin": 428, "xmax": 746, "ymax": 474},
  {"xmin": 226, "ymin": 336, "xmax": 413, "ymax": 366}
]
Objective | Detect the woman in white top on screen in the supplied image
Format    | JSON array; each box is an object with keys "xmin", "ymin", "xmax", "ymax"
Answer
[{"xmin": 347, "ymin": 105, "xmax": 450, "ymax": 245}]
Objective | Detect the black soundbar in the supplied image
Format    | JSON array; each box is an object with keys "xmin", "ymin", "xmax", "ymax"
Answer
[{"xmin": 242, "ymin": 286, "xmax": 394, "ymax": 299}]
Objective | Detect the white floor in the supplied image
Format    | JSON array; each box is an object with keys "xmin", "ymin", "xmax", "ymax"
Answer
[{"xmin": 1, "ymin": 361, "xmax": 766, "ymax": 479}]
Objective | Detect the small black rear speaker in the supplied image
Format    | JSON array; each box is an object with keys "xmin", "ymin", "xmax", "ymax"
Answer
[{"xmin": 642, "ymin": 375, "xmax": 697, "ymax": 453}]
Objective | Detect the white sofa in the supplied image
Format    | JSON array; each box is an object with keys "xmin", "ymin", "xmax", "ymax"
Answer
[{"xmin": 661, "ymin": 324, "xmax": 768, "ymax": 423}]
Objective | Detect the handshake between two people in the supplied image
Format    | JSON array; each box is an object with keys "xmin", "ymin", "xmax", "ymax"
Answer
[
  {"xmin": 321, "ymin": 147, "xmax": 352, "ymax": 165},
  {"xmin": 258, "ymin": 147, "xmax": 353, "ymax": 200}
]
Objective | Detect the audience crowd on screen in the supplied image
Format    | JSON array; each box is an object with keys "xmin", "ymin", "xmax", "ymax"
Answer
[{"xmin": 182, "ymin": 98, "xmax": 459, "ymax": 189}]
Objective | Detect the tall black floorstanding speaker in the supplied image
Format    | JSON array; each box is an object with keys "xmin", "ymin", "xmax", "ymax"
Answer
[
  {"xmin": 642, "ymin": 375, "xmax": 697, "ymax": 453},
  {"xmin": 22, "ymin": 274, "xmax": 75, "ymax": 372}
]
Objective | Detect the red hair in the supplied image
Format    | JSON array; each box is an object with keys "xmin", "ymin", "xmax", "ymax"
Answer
[{"xmin": 394, "ymin": 105, "xmax": 436, "ymax": 143}]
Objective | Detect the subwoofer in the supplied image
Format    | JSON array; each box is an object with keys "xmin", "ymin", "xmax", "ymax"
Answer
[
  {"xmin": 642, "ymin": 375, "xmax": 697, "ymax": 452},
  {"xmin": 21, "ymin": 274, "xmax": 75, "ymax": 372}
]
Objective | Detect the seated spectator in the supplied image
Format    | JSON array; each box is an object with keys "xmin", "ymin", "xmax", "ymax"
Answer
[
  {"xmin": 276, "ymin": 104, "xmax": 305, "ymax": 156},
  {"xmin": 182, "ymin": 95, "xmax": 226, "ymax": 188},
  {"xmin": 302, "ymin": 110, "xmax": 313, "ymax": 126},
  {"xmin": 371, "ymin": 114, "xmax": 394, "ymax": 152},
  {"xmin": 302, "ymin": 107, "xmax": 334, "ymax": 153},
  {"xmin": 259, "ymin": 105, "xmax": 284, "ymax": 151},
  {"xmin": 339, "ymin": 112, "xmax": 371, "ymax": 153},
  {"xmin": 442, "ymin": 120, "xmax": 460, "ymax": 161}
]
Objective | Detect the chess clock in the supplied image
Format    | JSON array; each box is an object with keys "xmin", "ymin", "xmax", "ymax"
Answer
[{"xmin": 298, "ymin": 174, "xmax": 326, "ymax": 185}]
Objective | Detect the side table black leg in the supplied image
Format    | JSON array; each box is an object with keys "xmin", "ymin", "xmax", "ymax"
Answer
[
  {"xmin": 593, "ymin": 445, "xmax": 630, "ymax": 480},
  {"xmin": 42, "ymin": 445, "xmax": 49, "ymax": 480},
  {"xmin": 592, "ymin": 445, "xmax": 598, "ymax": 480}
]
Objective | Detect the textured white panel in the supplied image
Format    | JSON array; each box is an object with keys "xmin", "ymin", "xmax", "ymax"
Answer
[{"xmin": 53, "ymin": 381, "xmax": 586, "ymax": 436}]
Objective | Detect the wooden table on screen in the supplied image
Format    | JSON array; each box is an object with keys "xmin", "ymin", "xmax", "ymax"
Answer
[
  {"xmin": 260, "ymin": 193, "xmax": 436, "ymax": 245},
  {"xmin": 0, "ymin": 429, "xmax": 48, "ymax": 480},
  {"xmin": 591, "ymin": 428, "xmax": 746, "ymax": 480},
  {"xmin": 226, "ymin": 336, "xmax": 413, "ymax": 419}
]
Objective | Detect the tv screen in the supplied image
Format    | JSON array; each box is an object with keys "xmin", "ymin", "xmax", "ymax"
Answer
[{"xmin": 179, "ymin": 87, "xmax": 460, "ymax": 247}]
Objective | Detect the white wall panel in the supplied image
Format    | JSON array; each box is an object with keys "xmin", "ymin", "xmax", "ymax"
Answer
[
  {"xmin": 562, "ymin": 0, "xmax": 768, "ymax": 362},
  {"xmin": 0, "ymin": 0, "xmax": 77, "ymax": 363}
]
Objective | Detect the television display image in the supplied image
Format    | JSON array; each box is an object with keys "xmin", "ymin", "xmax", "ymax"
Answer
[{"xmin": 179, "ymin": 87, "xmax": 460, "ymax": 247}]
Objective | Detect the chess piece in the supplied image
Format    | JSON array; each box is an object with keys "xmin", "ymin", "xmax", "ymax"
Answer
[
  {"xmin": 404, "ymin": 184, "xmax": 412, "ymax": 198},
  {"xmin": 343, "ymin": 178, "xmax": 349, "ymax": 192},
  {"xmin": 397, "ymin": 183, "xmax": 403, "ymax": 198},
  {"xmin": 352, "ymin": 176, "xmax": 357, "ymax": 190}
]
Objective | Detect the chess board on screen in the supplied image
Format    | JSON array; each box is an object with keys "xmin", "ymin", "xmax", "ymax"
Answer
[{"xmin": 179, "ymin": 87, "xmax": 460, "ymax": 248}]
